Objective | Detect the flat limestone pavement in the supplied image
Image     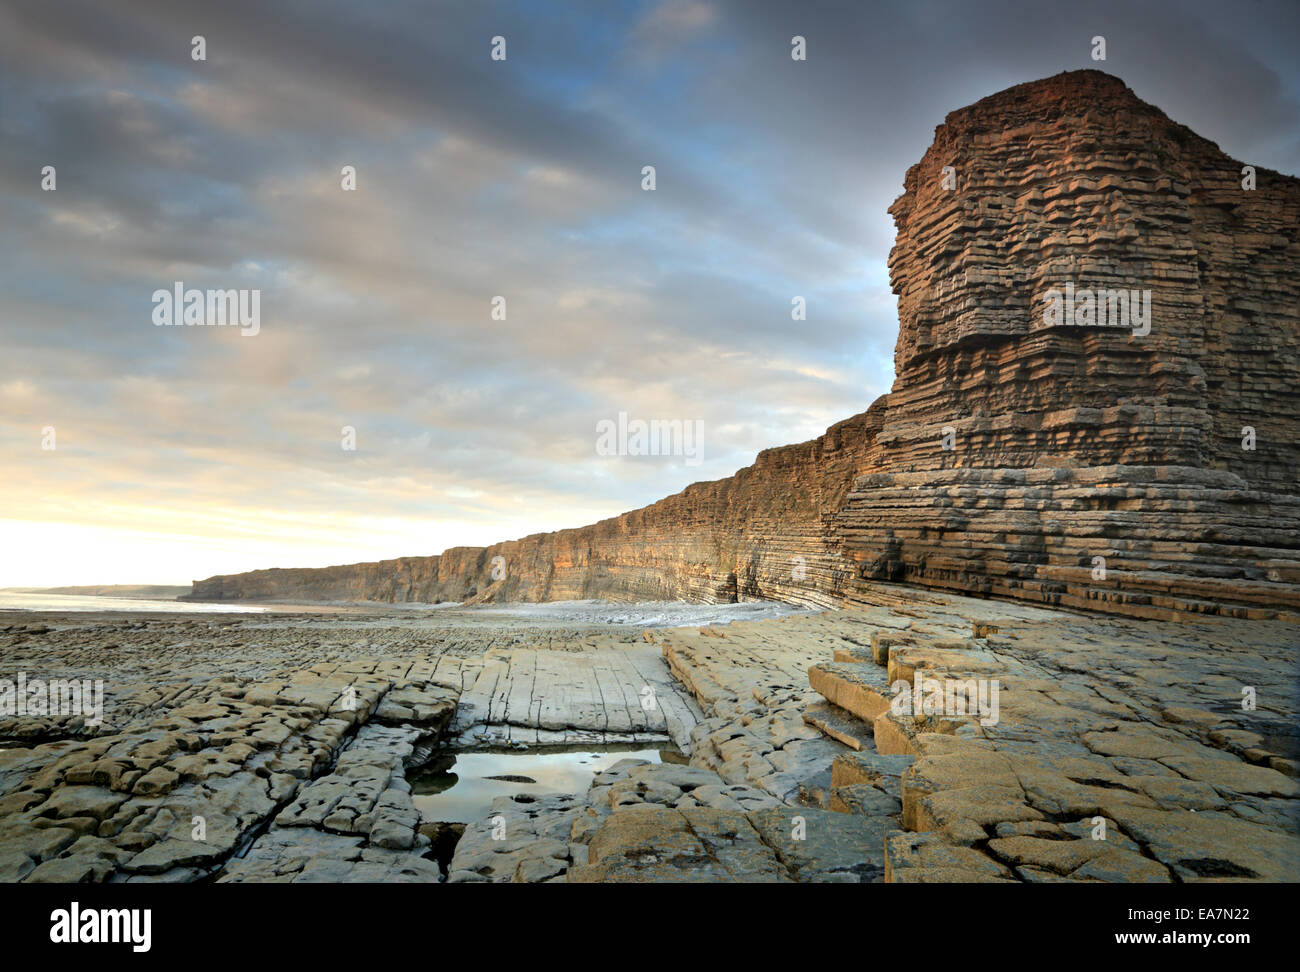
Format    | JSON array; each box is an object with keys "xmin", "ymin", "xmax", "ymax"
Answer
[
  {"xmin": 0, "ymin": 609, "xmax": 701, "ymax": 883},
  {"xmin": 449, "ymin": 644, "xmax": 702, "ymax": 751},
  {"xmin": 791, "ymin": 587, "xmax": 1298, "ymax": 882},
  {"xmin": 2, "ymin": 590, "xmax": 1296, "ymax": 884}
]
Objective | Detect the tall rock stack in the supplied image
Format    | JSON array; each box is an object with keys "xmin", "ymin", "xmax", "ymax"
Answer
[
  {"xmin": 837, "ymin": 70, "xmax": 1300, "ymax": 619},
  {"xmin": 189, "ymin": 71, "xmax": 1300, "ymax": 620}
]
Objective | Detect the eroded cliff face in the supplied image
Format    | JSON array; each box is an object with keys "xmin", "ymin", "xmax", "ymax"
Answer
[
  {"xmin": 189, "ymin": 403, "xmax": 886, "ymax": 609},
  {"xmin": 871, "ymin": 70, "xmax": 1298, "ymax": 480},
  {"xmin": 837, "ymin": 71, "xmax": 1300, "ymax": 619},
  {"xmin": 189, "ymin": 71, "xmax": 1300, "ymax": 619}
]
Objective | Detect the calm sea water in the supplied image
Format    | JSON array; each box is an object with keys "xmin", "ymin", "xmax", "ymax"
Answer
[{"xmin": 0, "ymin": 591, "xmax": 266, "ymax": 614}]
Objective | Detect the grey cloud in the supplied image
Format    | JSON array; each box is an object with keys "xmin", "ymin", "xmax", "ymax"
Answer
[{"xmin": 0, "ymin": 0, "xmax": 1294, "ymax": 579}]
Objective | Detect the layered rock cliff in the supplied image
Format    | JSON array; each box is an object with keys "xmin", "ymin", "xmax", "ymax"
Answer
[
  {"xmin": 836, "ymin": 70, "xmax": 1300, "ymax": 619},
  {"xmin": 189, "ymin": 71, "xmax": 1300, "ymax": 619},
  {"xmin": 189, "ymin": 403, "xmax": 886, "ymax": 609}
]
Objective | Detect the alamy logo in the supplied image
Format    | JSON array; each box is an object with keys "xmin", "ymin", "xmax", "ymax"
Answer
[
  {"xmin": 890, "ymin": 675, "xmax": 1000, "ymax": 727},
  {"xmin": 152, "ymin": 282, "xmax": 260, "ymax": 336},
  {"xmin": 596, "ymin": 412, "xmax": 703, "ymax": 467},
  {"xmin": 1041, "ymin": 282, "xmax": 1150, "ymax": 337},
  {"xmin": 0, "ymin": 672, "xmax": 103, "ymax": 725},
  {"xmin": 50, "ymin": 902, "xmax": 151, "ymax": 952}
]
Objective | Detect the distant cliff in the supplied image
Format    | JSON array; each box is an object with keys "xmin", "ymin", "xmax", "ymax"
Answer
[
  {"xmin": 8, "ymin": 585, "xmax": 191, "ymax": 599},
  {"xmin": 189, "ymin": 71, "xmax": 1300, "ymax": 620},
  {"xmin": 188, "ymin": 404, "xmax": 886, "ymax": 609}
]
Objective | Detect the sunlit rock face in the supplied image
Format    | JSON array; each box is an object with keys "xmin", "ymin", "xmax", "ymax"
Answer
[
  {"xmin": 875, "ymin": 69, "xmax": 1297, "ymax": 481},
  {"xmin": 188, "ymin": 403, "xmax": 885, "ymax": 610},
  {"xmin": 190, "ymin": 71, "xmax": 1300, "ymax": 621}
]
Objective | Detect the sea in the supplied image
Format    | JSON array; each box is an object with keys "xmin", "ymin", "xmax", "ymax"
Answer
[{"xmin": 0, "ymin": 591, "xmax": 266, "ymax": 614}]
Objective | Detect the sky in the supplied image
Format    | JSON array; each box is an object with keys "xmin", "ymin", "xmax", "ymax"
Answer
[{"xmin": 1, "ymin": 0, "xmax": 1297, "ymax": 587}]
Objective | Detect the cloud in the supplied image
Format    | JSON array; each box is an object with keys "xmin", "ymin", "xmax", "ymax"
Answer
[
  {"xmin": 628, "ymin": 0, "xmax": 719, "ymax": 64},
  {"xmin": 0, "ymin": 0, "xmax": 1295, "ymax": 584}
]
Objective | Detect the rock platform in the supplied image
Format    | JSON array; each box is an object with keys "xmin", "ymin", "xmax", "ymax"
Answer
[{"xmin": 1, "ymin": 587, "xmax": 1296, "ymax": 883}]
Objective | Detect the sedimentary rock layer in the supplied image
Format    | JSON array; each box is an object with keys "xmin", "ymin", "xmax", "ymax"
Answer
[
  {"xmin": 190, "ymin": 71, "xmax": 1300, "ymax": 619},
  {"xmin": 189, "ymin": 405, "xmax": 884, "ymax": 609},
  {"xmin": 838, "ymin": 70, "xmax": 1300, "ymax": 619}
]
